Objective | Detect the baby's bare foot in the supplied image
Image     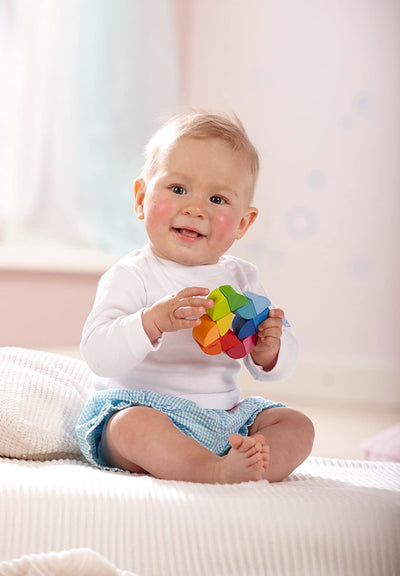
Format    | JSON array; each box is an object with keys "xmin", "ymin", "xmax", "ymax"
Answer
[{"xmin": 217, "ymin": 433, "xmax": 270, "ymax": 484}]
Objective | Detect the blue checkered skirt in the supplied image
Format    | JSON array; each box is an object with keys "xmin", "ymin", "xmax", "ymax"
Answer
[{"xmin": 76, "ymin": 388, "xmax": 284, "ymax": 471}]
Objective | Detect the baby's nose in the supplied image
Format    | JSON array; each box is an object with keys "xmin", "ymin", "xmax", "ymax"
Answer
[{"xmin": 182, "ymin": 199, "xmax": 206, "ymax": 217}]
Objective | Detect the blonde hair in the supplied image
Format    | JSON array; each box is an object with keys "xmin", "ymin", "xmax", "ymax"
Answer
[{"xmin": 142, "ymin": 111, "xmax": 260, "ymax": 189}]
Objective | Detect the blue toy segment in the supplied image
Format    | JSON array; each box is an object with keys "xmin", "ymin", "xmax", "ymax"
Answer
[
  {"xmin": 231, "ymin": 316, "xmax": 245, "ymax": 333},
  {"xmin": 243, "ymin": 291, "xmax": 271, "ymax": 315},
  {"xmin": 283, "ymin": 317, "xmax": 291, "ymax": 327},
  {"xmin": 232, "ymin": 316, "xmax": 257, "ymax": 340},
  {"xmin": 234, "ymin": 299, "xmax": 257, "ymax": 320},
  {"xmin": 252, "ymin": 307, "xmax": 270, "ymax": 329}
]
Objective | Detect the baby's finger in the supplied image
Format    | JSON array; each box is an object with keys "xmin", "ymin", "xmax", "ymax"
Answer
[
  {"xmin": 177, "ymin": 296, "xmax": 214, "ymax": 309},
  {"xmin": 176, "ymin": 317, "xmax": 203, "ymax": 329},
  {"xmin": 258, "ymin": 316, "xmax": 283, "ymax": 333},
  {"xmin": 257, "ymin": 316, "xmax": 283, "ymax": 342},
  {"xmin": 174, "ymin": 306, "xmax": 208, "ymax": 320},
  {"xmin": 268, "ymin": 308, "xmax": 284, "ymax": 319},
  {"xmin": 258, "ymin": 327, "xmax": 282, "ymax": 342},
  {"xmin": 175, "ymin": 286, "xmax": 210, "ymax": 300}
]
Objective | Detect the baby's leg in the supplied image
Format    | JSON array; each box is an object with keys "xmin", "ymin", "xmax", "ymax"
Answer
[
  {"xmin": 249, "ymin": 407, "xmax": 315, "ymax": 482},
  {"xmin": 101, "ymin": 406, "xmax": 267, "ymax": 484}
]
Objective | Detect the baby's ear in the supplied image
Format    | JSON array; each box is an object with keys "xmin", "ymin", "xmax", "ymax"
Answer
[
  {"xmin": 235, "ymin": 206, "xmax": 258, "ymax": 240},
  {"xmin": 134, "ymin": 178, "xmax": 146, "ymax": 220}
]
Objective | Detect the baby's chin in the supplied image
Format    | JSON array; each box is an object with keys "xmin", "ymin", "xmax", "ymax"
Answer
[
  {"xmin": 159, "ymin": 250, "xmax": 219, "ymax": 267},
  {"xmin": 149, "ymin": 242, "xmax": 221, "ymax": 266}
]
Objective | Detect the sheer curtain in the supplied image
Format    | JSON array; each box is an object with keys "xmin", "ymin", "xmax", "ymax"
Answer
[{"xmin": 0, "ymin": 0, "xmax": 181, "ymax": 254}]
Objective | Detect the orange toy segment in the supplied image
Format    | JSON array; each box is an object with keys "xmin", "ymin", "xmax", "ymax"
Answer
[
  {"xmin": 192, "ymin": 315, "xmax": 219, "ymax": 347},
  {"xmin": 198, "ymin": 339, "xmax": 223, "ymax": 355}
]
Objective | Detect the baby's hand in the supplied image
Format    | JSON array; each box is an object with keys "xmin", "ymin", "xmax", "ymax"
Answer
[
  {"xmin": 142, "ymin": 287, "xmax": 213, "ymax": 344},
  {"xmin": 251, "ymin": 308, "xmax": 284, "ymax": 371}
]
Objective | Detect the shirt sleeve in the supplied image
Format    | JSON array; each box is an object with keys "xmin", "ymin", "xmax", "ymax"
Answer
[
  {"xmin": 80, "ymin": 264, "xmax": 161, "ymax": 377},
  {"xmin": 243, "ymin": 325, "xmax": 299, "ymax": 382}
]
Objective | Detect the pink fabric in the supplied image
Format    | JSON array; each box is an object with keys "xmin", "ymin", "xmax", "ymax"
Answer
[{"xmin": 361, "ymin": 424, "xmax": 400, "ymax": 462}]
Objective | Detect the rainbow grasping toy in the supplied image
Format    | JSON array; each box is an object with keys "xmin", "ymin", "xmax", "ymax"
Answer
[{"xmin": 192, "ymin": 285, "xmax": 271, "ymax": 359}]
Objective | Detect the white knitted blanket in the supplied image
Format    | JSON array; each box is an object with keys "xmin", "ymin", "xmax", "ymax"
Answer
[
  {"xmin": 0, "ymin": 347, "xmax": 399, "ymax": 575},
  {"xmin": 0, "ymin": 456, "xmax": 399, "ymax": 576}
]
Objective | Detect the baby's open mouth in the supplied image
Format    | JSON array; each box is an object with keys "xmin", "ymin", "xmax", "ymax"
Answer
[{"xmin": 174, "ymin": 227, "xmax": 204, "ymax": 239}]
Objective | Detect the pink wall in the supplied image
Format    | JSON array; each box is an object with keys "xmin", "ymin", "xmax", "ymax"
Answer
[
  {"xmin": 181, "ymin": 0, "xmax": 400, "ymax": 370},
  {"xmin": 0, "ymin": 269, "xmax": 100, "ymax": 349}
]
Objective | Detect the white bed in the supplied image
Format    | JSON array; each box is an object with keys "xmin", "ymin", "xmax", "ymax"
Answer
[{"xmin": 0, "ymin": 347, "xmax": 399, "ymax": 576}]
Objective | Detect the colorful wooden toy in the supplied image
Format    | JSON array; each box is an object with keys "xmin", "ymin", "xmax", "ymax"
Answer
[{"xmin": 192, "ymin": 285, "xmax": 271, "ymax": 359}]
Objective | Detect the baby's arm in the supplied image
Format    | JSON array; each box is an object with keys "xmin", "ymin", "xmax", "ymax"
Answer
[
  {"xmin": 82, "ymin": 266, "xmax": 213, "ymax": 376},
  {"xmin": 142, "ymin": 287, "xmax": 214, "ymax": 344},
  {"xmin": 250, "ymin": 308, "xmax": 285, "ymax": 372}
]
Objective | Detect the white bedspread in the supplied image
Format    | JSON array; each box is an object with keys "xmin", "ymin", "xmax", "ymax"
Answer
[{"xmin": 1, "ymin": 456, "xmax": 399, "ymax": 576}]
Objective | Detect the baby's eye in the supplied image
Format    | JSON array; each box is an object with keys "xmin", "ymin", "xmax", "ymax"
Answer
[
  {"xmin": 171, "ymin": 185, "xmax": 186, "ymax": 195},
  {"xmin": 210, "ymin": 195, "xmax": 226, "ymax": 205}
]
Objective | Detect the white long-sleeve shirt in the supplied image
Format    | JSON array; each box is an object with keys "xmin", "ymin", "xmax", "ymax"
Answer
[{"xmin": 81, "ymin": 244, "xmax": 298, "ymax": 410}]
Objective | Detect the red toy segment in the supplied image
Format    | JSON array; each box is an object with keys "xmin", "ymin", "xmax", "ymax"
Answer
[
  {"xmin": 225, "ymin": 341, "xmax": 246, "ymax": 359},
  {"xmin": 220, "ymin": 330, "xmax": 241, "ymax": 352}
]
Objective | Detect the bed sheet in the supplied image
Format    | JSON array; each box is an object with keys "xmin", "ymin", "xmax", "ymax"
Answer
[{"xmin": 1, "ymin": 456, "xmax": 399, "ymax": 576}]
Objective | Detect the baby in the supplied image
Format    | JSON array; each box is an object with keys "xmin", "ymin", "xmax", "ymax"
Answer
[{"xmin": 76, "ymin": 111, "xmax": 314, "ymax": 483}]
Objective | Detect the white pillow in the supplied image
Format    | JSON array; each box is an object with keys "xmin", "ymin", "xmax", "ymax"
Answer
[{"xmin": 0, "ymin": 347, "xmax": 93, "ymax": 460}]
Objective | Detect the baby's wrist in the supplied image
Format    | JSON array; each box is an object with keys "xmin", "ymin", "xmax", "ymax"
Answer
[
  {"xmin": 251, "ymin": 344, "xmax": 280, "ymax": 372},
  {"xmin": 142, "ymin": 308, "xmax": 163, "ymax": 344}
]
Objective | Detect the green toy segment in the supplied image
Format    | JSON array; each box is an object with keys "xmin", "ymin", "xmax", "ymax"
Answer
[{"xmin": 219, "ymin": 285, "xmax": 249, "ymax": 311}]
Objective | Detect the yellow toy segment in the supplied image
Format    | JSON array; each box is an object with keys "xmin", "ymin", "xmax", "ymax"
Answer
[{"xmin": 216, "ymin": 312, "xmax": 233, "ymax": 337}]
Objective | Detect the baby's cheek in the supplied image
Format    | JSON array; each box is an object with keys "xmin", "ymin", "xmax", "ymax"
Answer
[
  {"xmin": 213, "ymin": 214, "xmax": 237, "ymax": 236},
  {"xmin": 148, "ymin": 198, "xmax": 174, "ymax": 221}
]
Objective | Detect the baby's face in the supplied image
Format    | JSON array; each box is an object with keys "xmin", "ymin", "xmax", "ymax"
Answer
[{"xmin": 135, "ymin": 137, "xmax": 258, "ymax": 266}]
